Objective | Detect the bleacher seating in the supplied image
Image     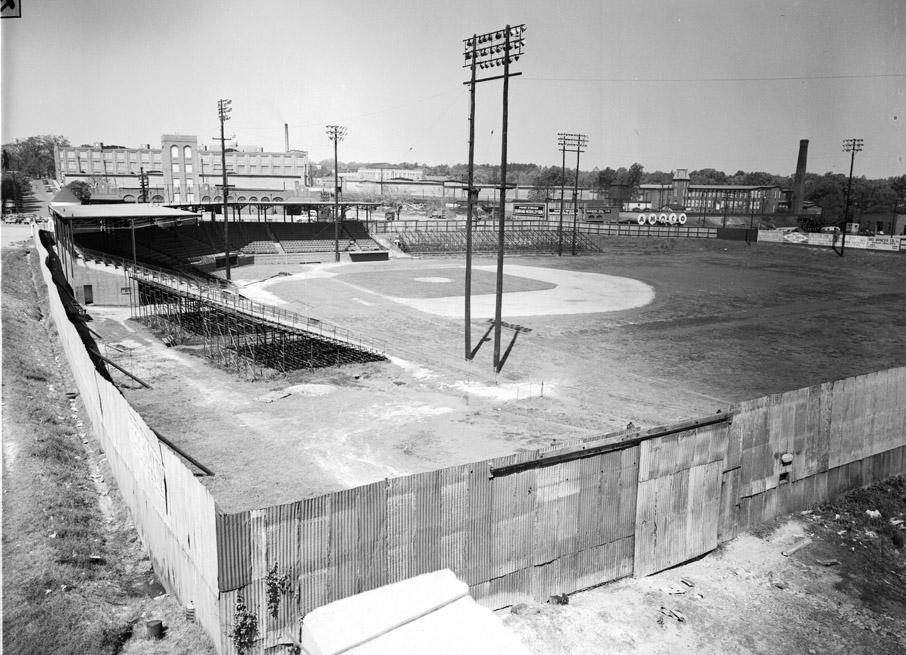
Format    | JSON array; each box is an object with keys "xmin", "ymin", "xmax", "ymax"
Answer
[
  {"xmin": 397, "ymin": 228, "xmax": 601, "ymax": 255},
  {"xmin": 269, "ymin": 221, "xmax": 382, "ymax": 253}
]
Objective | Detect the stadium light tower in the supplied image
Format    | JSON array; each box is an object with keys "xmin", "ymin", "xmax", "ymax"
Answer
[
  {"xmin": 217, "ymin": 98, "xmax": 233, "ymax": 280},
  {"xmin": 556, "ymin": 133, "xmax": 588, "ymax": 256},
  {"xmin": 462, "ymin": 23, "xmax": 526, "ymax": 368},
  {"xmin": 836, "ymin": 137, "xmax": 863, "ymax": 257},
  {"xmin": 326, "ymin": 124, "xmax": 348, "ymax": 263}
]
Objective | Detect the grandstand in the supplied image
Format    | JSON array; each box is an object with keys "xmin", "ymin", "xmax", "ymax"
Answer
[
  {"xmin": 397, "ymin": 227, "xmax": 601, "ymax": 254},
  {"xmin": 72, "ymin": 219, "xmax": 384, "ymax": 271},
  {"xmin": 269, "ymin": 221, "xmax": 382, "ymax": 254}
]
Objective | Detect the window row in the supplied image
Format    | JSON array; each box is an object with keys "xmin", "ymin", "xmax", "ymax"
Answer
[{"xmin": 170, "ymin": 145, "xmax": 194, "ymax": 160}]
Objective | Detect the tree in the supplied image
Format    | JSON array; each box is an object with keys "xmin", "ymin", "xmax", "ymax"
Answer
[
  {"xmin": 642, "ymin": 170, "xmax": 672, "ymax": 184},
  {"xmin": 2, "ymin": 172, "xmax": 33, "ymax": 212},
  {"xmin": 2, "ymin": 135, "xmax": 70, "ymax": 178},
  {"xmin": 803, "ymin": 173, "xmax": 847, "ymax": 227},
  {"xmin": 67, "ymin": 180, "xmax": 92, "ymax": 202},
  {"xmin": 690, "ymin": 168, "xmax": 729, "ymax": 185},
  {"xmin": 609, "ymin": 163, "xmax": 644, "ymax": 200}
]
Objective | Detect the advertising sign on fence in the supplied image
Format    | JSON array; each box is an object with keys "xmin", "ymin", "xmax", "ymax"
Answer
[
  {"xmin": 806, "ymin": 233, "xmax": 835, "ymax": 247},
  {"xmin": 866, "ymin": 236, "xmax": 901, "ymax": 252},
  {"xmin": 757, "ymin": 230, "xmax": 783, "ymax": 242},
  {"xmin": 782, "ymin": 231, "xmax": 808, "ymax": 244}
]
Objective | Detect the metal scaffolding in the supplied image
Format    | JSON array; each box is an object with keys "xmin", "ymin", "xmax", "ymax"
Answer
[{"xmin": 132, "ymin": 277, "xmax": 385, "ymax": 376}]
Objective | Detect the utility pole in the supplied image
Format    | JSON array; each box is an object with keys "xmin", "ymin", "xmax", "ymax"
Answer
[
  {"xmin": 463, "ymin": 33, "xmax": 478, "ymax": 360},
  {"xmin": 558, "ymin": 139, "xmax": 566, "ymax": 256},
  {"xmin": 837, "ymin": 137, "xmax": 863, "ymax": 257},
  {"xmin": 217, "ymin": 98, "xmax": 233, "ymax": 280},
  {"xmin": 99, "ymin": 143, "xmax": 109, "ymax": 187},
  {"xmin": 326, "ymin": 124, "xmax": 347, "ymax": 263},
  {"xmin": 556, "ymin": 133, "xmax": 588, "ymax": 256},
  {"xmin": 461, "ymin": 23, "xmax": 526, "ymax": 368},
  {"xmin": 139, "ymin": 167, "xmax": 149, "ymax": 203}
]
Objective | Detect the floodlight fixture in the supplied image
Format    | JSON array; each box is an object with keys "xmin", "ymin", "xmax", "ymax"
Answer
[
  {"xmin": 463, "ymin": 23, "xmax": 526, "ymax": 70},
  {"xmin": 842, "ymin": 137, "xmax": 863, "ymax": 153},
  {"xmin": 326, "ymin": 125, "xmax": 348, "ymax": 142},
  {"xmin": 217, "ymin": 98, "xmax": 232, "ymax": 122}
]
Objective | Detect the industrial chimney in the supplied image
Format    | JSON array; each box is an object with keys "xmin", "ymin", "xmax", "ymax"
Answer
[
  {"xmin": 791, "ymin": 139, "xmax": 808, "ymax": 215},
  {"xmin": 284, "ymin": 123, "xmax": 289, "ymax": 152}
]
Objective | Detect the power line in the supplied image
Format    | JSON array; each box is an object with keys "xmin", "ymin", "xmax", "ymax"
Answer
[{"xmin": 524, "ymin": 72, "xmax": 906, "ymax": 83}]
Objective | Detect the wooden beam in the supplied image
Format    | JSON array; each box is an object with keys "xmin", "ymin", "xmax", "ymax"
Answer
[{"xmin": 490, "ymin": 412, "xmax": 732, "ymax": 477}]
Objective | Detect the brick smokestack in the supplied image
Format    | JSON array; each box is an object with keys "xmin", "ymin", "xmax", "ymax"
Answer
[
  {"xmin": 284, "ymin": 123, "xmax": 289, "ymax": 152},
  {"xmin": 791, "ymin": 139, "xmax": 808, "ymax": 215}
]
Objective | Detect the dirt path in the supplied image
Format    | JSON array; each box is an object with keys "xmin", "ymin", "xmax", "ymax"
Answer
[
  {"xmin": 503, "ymin": 498, "xmax": 906, "ymax": 655},
  {"xmin": 2, "ymin": 244, "xmax": 215, "ymax": 654}
]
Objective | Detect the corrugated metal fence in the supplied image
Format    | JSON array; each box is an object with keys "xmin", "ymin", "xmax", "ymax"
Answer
[
  {"xmin": 216, "ymin": 368, "xmax": 905, "ymax": 654},
  {"xmin": 35, "ymin": 231, "xmax": 222, "ymax": 645}
]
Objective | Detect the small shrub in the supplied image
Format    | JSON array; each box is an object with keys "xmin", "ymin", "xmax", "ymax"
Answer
[
  {"xmin": 265, "ymin": 562, "xmax": 291, "ymax": 619},
  {"xmin": 229, "ymin": 594, "xmax": 258, "ymax": 655}
]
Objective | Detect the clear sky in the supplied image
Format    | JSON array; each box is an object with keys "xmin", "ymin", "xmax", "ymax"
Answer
[{"xmin": 2, "ymin": 0, "xmax": 904, "ymax": 177}]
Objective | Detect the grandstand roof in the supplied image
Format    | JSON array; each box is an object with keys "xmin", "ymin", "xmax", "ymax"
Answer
[
  {"xmin": 49, "ymin": 204, "xmax": 201, "ymax": 221},
  {"xmin": 167, "ymin": 200, "xmax": 380, "ymax": 209}
]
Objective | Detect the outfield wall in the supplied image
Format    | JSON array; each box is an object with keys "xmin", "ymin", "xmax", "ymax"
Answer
[
  {"xmin": 758, "ymin": 230, "xmax": 905, "ymax": 252},
  {"xmin": 215, "ymin": 366, "xmax": 906, "ymax": 654},
  {"xmin": 370, "ymin": 218, "xmax": 718, "ymax": 240},
  {"xmin": 34, "ymin": 230, "xmax": 222, "ymax": 647}
]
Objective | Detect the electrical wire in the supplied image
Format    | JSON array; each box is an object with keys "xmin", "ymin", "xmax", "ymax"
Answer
[{"xmin": 524, "ymin": 72, "xmax": 906, "ymax": 83}]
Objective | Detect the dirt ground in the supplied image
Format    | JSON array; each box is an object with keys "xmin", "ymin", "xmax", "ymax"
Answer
[
  {"xmin": 95, "ymin": 237, "xmax": 906, "ymax": 512},
  {"xmin": 503, "ymin": 477, "xmax": 906, "ymax": 655}
]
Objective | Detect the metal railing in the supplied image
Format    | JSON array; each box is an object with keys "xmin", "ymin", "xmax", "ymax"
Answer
[{"xmin": 80, "ymin": 247, "xmax": 387, "ymax": 355}]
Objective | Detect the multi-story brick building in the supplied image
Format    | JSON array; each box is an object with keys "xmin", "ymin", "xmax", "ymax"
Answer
[
  {"xmin": 637, "ymin": 169, "xmax": 781, "ymax": 214},
  {"xmin": 55, "ymin": 135, "xmax": 312, "ymax": 204}
]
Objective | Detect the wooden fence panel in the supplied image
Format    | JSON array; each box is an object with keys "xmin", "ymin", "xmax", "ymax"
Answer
[
  {"xmin": 634, "ymin": 427, "xmax": 726, "ymax": 577},
  {"xmin": 490, "ymin": 456, "xmax": 534, "ymax": 580},
  {"xmin": 463, "ymin": 461, "xmax": 492, "ymax": 586}
]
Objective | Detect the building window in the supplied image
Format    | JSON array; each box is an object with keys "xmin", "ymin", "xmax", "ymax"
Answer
[
  {"xmin": 184, "ymin": 145, "xmax": 192, "ymax": 159},
  {"xmin": 173, "ymin": 179, "xmax": 181, "ymax": 189},
  {"xmin": 173, "ymin": 192, "xmax": 181, "ymax": 203},
  {"xmin": 185, "ymin": 163, "xmax": 193, "ymax": 174},
  {"xmin": 170, "ymin": 145, "xmax": 179, "ymax": 160},
  {"xmin": 187, "ymin": 193, "xmax": 195, "ymax": 203},
  {"xmin": 186, "ymin": 179, "xmax": 194, "ymax": 190},
  {"xmin": 172, "ymin": 163, "xmax": 180, "ymax": 173}
]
